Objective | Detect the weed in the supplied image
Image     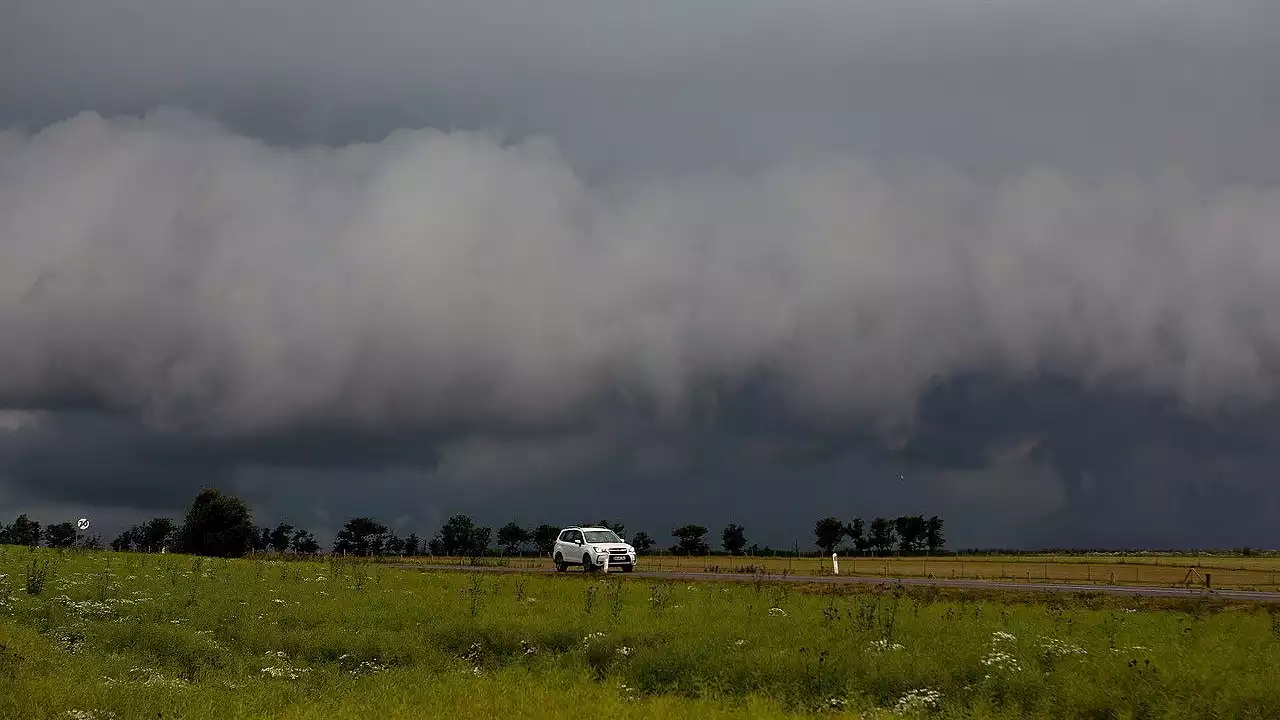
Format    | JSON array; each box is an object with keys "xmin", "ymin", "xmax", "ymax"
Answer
[
  {"xmin": 24, "ymin": 556, "xmax": 53, "ymax": 595},
  {"xmin": 609, "ymin": 582, "xmax": 624, "ymax": 619},
  {"xmin": 467, "ymin": 573, "xmax": 484, "ymax": 617},
  {"xmin": 648, "ymin": 583, "xmax": 672, "ymax": 613}
]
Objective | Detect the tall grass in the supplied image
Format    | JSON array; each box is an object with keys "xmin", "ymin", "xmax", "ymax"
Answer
[{"xmin": 1, "ymin": 548, "xmax": 1278, "ymax": 719}]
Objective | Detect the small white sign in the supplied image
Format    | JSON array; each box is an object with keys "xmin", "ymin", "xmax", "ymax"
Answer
[{"xmin": 77, "ymin": 518, "xmax": 90, "ymax": 531}]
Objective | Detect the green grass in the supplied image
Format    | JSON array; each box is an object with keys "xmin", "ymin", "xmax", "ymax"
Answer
[{"xmin": 2, "ymin": 547, "xmax": 1279, "ymax": 719}]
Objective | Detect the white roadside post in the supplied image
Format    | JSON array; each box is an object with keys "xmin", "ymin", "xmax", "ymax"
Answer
[
  {"xmin": 603, "ymin": 552, "xmax": 610, "ymax": 573},
  {"xmin": 832, "ymin": 552, "xmax": 839, "ymax": 575}
]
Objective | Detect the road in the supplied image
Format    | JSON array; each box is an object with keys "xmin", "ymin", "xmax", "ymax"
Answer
[{"xmin": 387, "ymin": 563, "xmax": 1280, "ymax": 603}]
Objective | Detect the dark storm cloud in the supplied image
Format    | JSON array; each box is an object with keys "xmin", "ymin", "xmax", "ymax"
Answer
[
  {"xmin": 3, "ymin": 1, "xmax": 1280, "ymax": 548},
  {"xmin": 3, "ymin": 1, "xmax": 1279, "ymax": 179},
  {"xmin": 4, "ymin": 111, "xmax": 1280, "ymax": 435}
]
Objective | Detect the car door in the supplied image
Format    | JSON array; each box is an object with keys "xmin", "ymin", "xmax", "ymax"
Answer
[
  {"xmin": 565, "ymin": 530, "xmax": 584, "ymax": 562},
  {"xmin": 556, "ymin": 530, "xmax": 578, "ymax": 561}
]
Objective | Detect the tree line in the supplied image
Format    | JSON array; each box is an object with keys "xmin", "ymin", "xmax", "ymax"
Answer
[{"xmin": 0, "ymin": 487, "xmax": 944, "ymax": 558}]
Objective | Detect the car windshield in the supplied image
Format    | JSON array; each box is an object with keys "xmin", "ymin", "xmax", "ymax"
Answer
[{"xmin": 584, "ymin": 530, "xmax": 622, "ymax": 543}]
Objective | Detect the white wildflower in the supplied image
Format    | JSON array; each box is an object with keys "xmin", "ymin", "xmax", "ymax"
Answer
[
  {"xmin": 892, "ymin": 688, "xmax": 941, "ymax": 715},
  {"xmin": 768, "ymin": 607, "xmax": 788, "ymax": 617},
  {"xmin": 1037, "ymin": 636, "xmax": 1088, "ymax": 656},
  {"xmin": 65, "ymin": 711, "xmax": 118, "ymax": 720},
  {"xmin": 981, "ymin": 650, "xmax": 1021, "ymax": 674},
  {"xmin": 868, "ymin": 638, "xmax": 905, "ymax": 653}
]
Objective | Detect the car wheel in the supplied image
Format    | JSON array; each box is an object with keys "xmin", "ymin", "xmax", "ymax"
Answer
[
  {"xmin": 554, "ymin": 553, "xmax": 566, "ymax": 572},
  {"xmin": 582, "ymin": 553, "xmax": 594, "ymax": 572}
]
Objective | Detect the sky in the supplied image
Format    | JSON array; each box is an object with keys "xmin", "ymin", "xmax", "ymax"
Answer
[{"xmin": 2, "ymin": 1, "xmax": 1280, "ymax": 551}]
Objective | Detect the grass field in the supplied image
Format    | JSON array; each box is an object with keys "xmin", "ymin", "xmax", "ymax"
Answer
[
  {"xmin": 405, "ymin": 553, "xmax": 1280, "ymax": 591},
  {"xmin": 4, "ymin": 547, "xmax": 1280, "ymax": 719}
]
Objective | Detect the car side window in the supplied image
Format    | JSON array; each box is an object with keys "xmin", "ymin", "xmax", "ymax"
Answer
[
  {"xmin": 559, "ymin": 530, "xmax": 571, "ymax": 542},
  {"xmin": 571, "ymin": 530, "xmax": 582, "ymax": 543}
]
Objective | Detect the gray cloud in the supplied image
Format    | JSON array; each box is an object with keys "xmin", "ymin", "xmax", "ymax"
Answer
[
  {"xmin": 3, "ymin": 2, "xmax": 1279, "ymax": 179},
  {"xmin": 3, "ymin": 110, "xmax": 1279, "ymax": 438},
  {"xmin": 2, "ymin": 1, "xmax": 1280, "ymax": 548}
]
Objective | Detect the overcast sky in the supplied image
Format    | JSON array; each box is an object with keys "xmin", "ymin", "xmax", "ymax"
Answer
[{"xmin": 2, "ymin": 1, "xmax": 1279, "ymax": 550}]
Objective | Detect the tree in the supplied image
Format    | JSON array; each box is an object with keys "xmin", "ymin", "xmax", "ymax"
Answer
[
  {"xmin": 268, "ymin": 523, "xmax": 295, "ymax": 553},
  {"xmin": 178, "ymin": 488, "xmax": 256, "ymax": 557},
  {"xmin": 868, "ymin": 517, "xmax": 895, "ymax": 556},
  {"xmin": 254, "ymin": 527, "xmax": 272, "ymax": 553},
  {"xmin": 110, "ymin": 529, "xmax": 135, "ymax": 552},
  {"xmin": 721, "ymin": 524, "xmax": 747, "ymax": 555},
  {"xmin": 847, "ymin": 518, "xmax": 867, "ymax": 555},
  {"xmin": 813, "ymin": 516, "xmax": 846, "ymax": 554},
  {"xmin": 924, "ymin": 516, "xmax": 945, "ymax": 554},
  {"xmin": 333, "ymin": 517, "xmax": 390, "ymax": 556},
  {"xmin": 402, "ymin": 532, "xmax": 421, "ymax": 557},
  {"xmin": 44, "ymin": 522, "xmax": 77, "ymax": 549},
  {"xmin": 893, "ymin": 515, "xmax": 926, "ymax": 554},
  {"xmin": 383, "ymin": 532, "xmax": 405, "ymax": 556},
  {"xmin": 532, "ymin": 524, "xmax": 560, "ymax": 556},
  {"xmin": 596, "ymin": 519, "xmax": 626, "ymax": 538},
  {"xmin": 77, "ymin": 534, "xmax": 103, "ymax": 551},
  {"xmin": 671, "ymin": 525, "xmax": 709, "ymax": 555},
  {"xmin": 290, "ymin": 529, "xmax": 320, "ymax": 554},
  {"xmin": 140, "ymin": 518, "xmax": 177, "ymax": 552},
  {"xmin": 631, "ymin": 531, "xmax": 655, "ymax": 553},
  {"xmin": 433, "ymin": 514, "xmax": 491, "ymax": 561},
  {"xmin": 497, "ymin": 522, "xmax": 531, "ymax": 554},
  {"xmin": 2, "ymin": 514, "xmax": 42, "ymax": 547},
  {"xmin": 427, "ymin": 535, "xmax": 445, "ymax": 556},
  {"xmin": 469, "ymin": 526, "xmax": 492, "ymax": 561}
]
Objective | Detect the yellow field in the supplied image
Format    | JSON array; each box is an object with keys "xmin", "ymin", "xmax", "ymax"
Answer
[{"xmin": 403, "ymin": 553, "xmax": 1280, "ymax": 591}]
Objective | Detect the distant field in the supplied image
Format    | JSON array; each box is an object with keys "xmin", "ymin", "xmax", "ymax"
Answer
[
  {"xmin": 4, "ymin": 547, "xmax": 1280, "ymax": 719},
  {"xmin": 404, "ymin": 553, "xmax": 1280, "ymax": 591}
]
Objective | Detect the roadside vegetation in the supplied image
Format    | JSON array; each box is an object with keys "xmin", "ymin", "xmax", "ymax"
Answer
[{"xmin": 3, "ymin": 547, "xmax": 1279, "ymax": 719}]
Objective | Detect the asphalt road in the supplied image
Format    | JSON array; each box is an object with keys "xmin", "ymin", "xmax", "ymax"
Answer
[{"xmin": 389, "ymin": 563, "xmax": 1280, "ymax": 603}]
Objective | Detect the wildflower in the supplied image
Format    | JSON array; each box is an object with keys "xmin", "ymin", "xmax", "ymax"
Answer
[
  {"xmin": 768, "ymin": 607, "xmax": 788, "ymax": 617},
  {"xmin": 65, "ymin": 711, "xmax": 118, "ymax": 720},
  {"xmin": 867, "ymin": 638, "xmax": 905, "ymax": 653},
  {"xmin": 616, "ymin": 646, "xmax": 632, "ymax": 656},
  {"xmin": 981, "ymin": 650, "xmax": 1021, "ymax": 675},
  {"xmin": 991, "ymin": 631, "xmax": 1017, "ymax": 643},
  {"xmin": 892, "ymin": 688, "xmax": 941, "ymax": 715},
  {"xmin": 261, "ymin": 665, "xmax": 309, "ymax": 680},
  {"xmin": 1037, "ymin": 636, "xmax": 1087, "ymax": 656}
]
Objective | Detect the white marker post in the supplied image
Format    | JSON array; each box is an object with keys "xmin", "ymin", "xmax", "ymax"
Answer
[
  {"xmin": 832, "ymin": 553, "xmax": 839, "ymax": 575},
  {"xmin": 603, "ymin": 553, "xmax": 610, "ymax": 573},
  {"xmin": 76, "ymin": 518, "xmax": 90, "ymax": 549}
]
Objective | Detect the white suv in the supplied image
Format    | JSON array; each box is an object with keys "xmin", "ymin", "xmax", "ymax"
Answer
[{"xmin": 553, "ymin": 526, "xmax": 636, "ymax": 573}]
